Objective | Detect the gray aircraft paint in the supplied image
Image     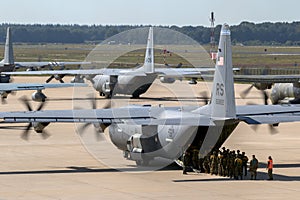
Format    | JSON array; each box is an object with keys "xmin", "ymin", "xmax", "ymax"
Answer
[{"xmin": 3, "ymin": 27, "xmax": 14, "ymax": 65}]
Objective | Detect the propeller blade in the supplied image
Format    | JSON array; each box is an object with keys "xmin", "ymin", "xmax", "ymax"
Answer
[
  {"xmin": 1, "ymin": 97, "xmax": 7, "ymax": 104},
  {"xmin": 78, "ymin": 123, "xmax": 91, "ymax": 135},
  {"xmin": 46, "ymin": 75, "xmax": 55, "ymax": 83},
  {"xmin": 0, "ymin": 125, "xmax": 29, "ymax": 130},
  {"xmin": 199, "ymin": 91, "xmax": 209, "ymax": 105},
  {"xmin": 95, "ymin": 130, "xmax": 105, "ymax": 141},
  {"xmin": 58, "ymin": 74, "xmax": 66, "ymax": 83},
  {"xmin": 102, "ymin": 100, "xmax": 112, "ymax": 109},
  {"xmin": 36, "ymin": 101, "xmax": 46, "ymax": 111},
  {"xmin": 41, "ymin": 130, "xmax": 51, "ymax": 139},
  {"xmin": 19, "ymin": 96, "xmax": 49, "ymax": 140},
  {"xmin": 91, "ymin": 98, "xmax": 97, "ymax": 109},
  {"xmin": 89, "ymin": 78, "xmax": 95, "ymax": 84},
  {"xmin": 250, "ymin": 125, "xmax": 259, "ymax": 132},
  {"xmin": 262, "ymin": 91, "xmax": 269, "ymax": 105},
  {"xmin": 76, "ymin": 94, "xmax": 109, "ymax": 141},
  {"xmin": 21, "ymin": 123, "xmax": 32, "ymax": 140},
  {"xmin": 78, "ymin": 122, "xmax": 105, "ymax": 141},
  {"xmin": 20, "ymin": 96, "xmax": 32, "ymax": 111},
  {"xmin": 246, "ymin": 102, "xmax": 258, "ymax": 105},
  {"xmin": 240, "ymin": 84, "xmax": 254, "ymax": 99},
  {"xmin": 269, "ymin": 124, "xmax": 279, "ymax": 135}
]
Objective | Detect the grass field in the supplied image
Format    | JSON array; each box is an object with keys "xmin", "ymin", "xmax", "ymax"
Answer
[{"xmin": 1, "ymin": 43, "xmax": 300, "ymax": 74}]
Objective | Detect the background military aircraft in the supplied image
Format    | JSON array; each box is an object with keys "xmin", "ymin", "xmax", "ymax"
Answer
[
  {"xmin": 3, "ymin": 27, "xmax": 239, "ymax": 99},
  {"xmin": 0, "ymin": 82, "xmax": 87, "ymax": 103},
  {"xmin": 1, "ymin": 24, "xmax": 300, "ymax": 167},
  {"xmin": 0, "ymin": 27, "xmax": 89, "ymax": 82},
  {"xmin": 235, "ymin": 75, "xmax": 300, "ymax": 104},
  {"xmin": 201, "ymin": 74, "xmax": 300, "ymax": 105}
]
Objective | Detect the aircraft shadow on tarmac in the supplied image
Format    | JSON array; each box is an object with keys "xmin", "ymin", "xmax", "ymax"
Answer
[
  {"xmin": 173, "ymin": 171, "xmax": 300, "ymax": 182},
  {"xmin": 0, "ymin": 163, "xmax": 181, "ymax": 175},
  {"xmin": 173, "ymin": 163, "xmax": 300, "ymax": 183},
  {"xmin": 174, "ymin": 162, "xmax": 300, "ymax": 182},
  {"xmin": 0, "ymin": 164, "xmax": 299, "ymax": 182}
]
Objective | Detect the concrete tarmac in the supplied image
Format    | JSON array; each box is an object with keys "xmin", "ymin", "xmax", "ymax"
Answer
[{"xmin": 0, "ymin": 77, "xmax": 299, "ymax": 200}]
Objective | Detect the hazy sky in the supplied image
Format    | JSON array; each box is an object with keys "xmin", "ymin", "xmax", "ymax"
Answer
[{"xmin": 1, "ymin": 0, "xmax": 299, "ymax": 26}]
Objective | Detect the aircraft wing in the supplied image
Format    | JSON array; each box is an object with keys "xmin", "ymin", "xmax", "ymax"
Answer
[
  {"xmin": 155, "ymin": 68, "xmax": 211, "ymax": 77},
  {"xmin": 236, "ymin": 104, "xmax": 300, "ymax": 124},
  {"xmin": 233, "ymin": 75, "xmax": 300, "ymax": 83},
  {"xmin": 201, "ymin": 74, "xmax": 300, "ymax": 83},
  {"xmin": 14, "ymin": 61, "xmax": 90, "ymax": 69},
  {"xmin": 2, "ymin": 67, "xmax": 241, "ymax": 77},
  {"xmin": 0, "ymin": 83, "xmax": 87, "ymax": 92},
  {"xmin": 0, "ymin": 106, "xmax": 214, "ymax": 126},
  {"xmin": 2, "ymin": 104, "xmax": 300, "ymax": 127},
  {"xmin": 153, "ymin": 67, "xmax": 240, "ymax": 78},
  {"xmin": 1, "ymin": 68, "xmax": 148, "ymax": 76}
]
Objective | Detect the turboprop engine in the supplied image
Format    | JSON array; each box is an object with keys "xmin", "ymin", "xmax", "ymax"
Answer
[
  {"xmin": 159, "ymin": 76, "xmax": 176, "ymax": 84},
  {"xmin": 31, "ymin": 90, "xmax": 47, "ymax": 102},
  {"xmin": 92, "ymin": 75, "xmax": 117, "ymax": 98},
  {"xmin": 270, "ymin": 83, "xmax": 300, "ymax": 104}
]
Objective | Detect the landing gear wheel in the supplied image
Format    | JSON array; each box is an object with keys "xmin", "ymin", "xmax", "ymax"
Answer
[
  {"xmin": 131, "ymin": 93, "xmax": 140, "ymax": 99},
  {"xmin": 105, "ymin": 94, "xmax": 112, "ymax": 99},
  {"xmin": 135, "ymin": 159, "xmax": 149, "ymax": 166}
]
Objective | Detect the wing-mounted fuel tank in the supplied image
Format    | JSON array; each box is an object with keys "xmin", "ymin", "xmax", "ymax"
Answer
[
  {"xmin": 92, "ymin": 75, "xmax": 117, "ymax": 98},
  {"xmin": 270, "ymin": 83, "xmax": 300, "ymax": 104}
]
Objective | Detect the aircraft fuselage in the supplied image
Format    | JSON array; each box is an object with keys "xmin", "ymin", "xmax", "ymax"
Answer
[
  {"xmin": 92, "ymin": 73, "xmax": 157, "ymax": 98},
  {"xmin": 108, "ymin": 119, "xmax": 239, "ymax": 164}
]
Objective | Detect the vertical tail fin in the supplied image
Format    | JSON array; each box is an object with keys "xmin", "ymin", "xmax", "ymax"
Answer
[
  {"xmin": 3, "ymin": 27, "xmax": 14, "ymax": 65},
  {"xmin": 210, "ymin": 24, "xmax": 236, "ymax": 119},
  {"xmin": 142, "ymin": 27, "xmax": 154, "ymax": 73}
]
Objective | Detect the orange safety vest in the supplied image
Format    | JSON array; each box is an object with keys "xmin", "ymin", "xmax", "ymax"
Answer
[{"xmin": 268, "ymin": 159, "xmax": 273, "ymax": 169}]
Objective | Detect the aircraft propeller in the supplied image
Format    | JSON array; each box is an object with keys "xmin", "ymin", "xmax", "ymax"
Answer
[
  {"xmin": 240, "ymin": 84, "xmax": 255, "ymax": 99},
  {"xmin": 241, "ymin": 84, "xmax": 270, "ymax": 105},
  {"xmin": 45, "ymin": 65, "xmax": 67, "ymax": 83},
  {"xmin": 76, "ymin": 95, "xmax": 112, "ymax": 141},
  {"xmin": 19, "ymin": 96, "xmax": 50, "ymax": 140},
  {"xmin": 247, "ymin": 100, "xmax": 278, "ymax": 134},
  {"xmin": 250, "ymin": 123, "xmax": 279, "ymax": 135},
  {"xmin": 1, "ymin": 91, "xmax": 16, "ymax": 104},
  {"xmin": 45, "ymin": 74, "xmax": 66, "ymax": 83},
  {"xmin": 199, "ymin": 91, "xmax": 210, "ymax": 105}
]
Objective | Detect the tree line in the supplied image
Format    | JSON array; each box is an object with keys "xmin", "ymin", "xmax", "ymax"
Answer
[{"xmin": 1, "ymin": 22, "xmax": 300, "ymax": 45}]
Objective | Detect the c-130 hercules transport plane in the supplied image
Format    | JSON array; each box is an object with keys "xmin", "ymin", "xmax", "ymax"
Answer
[
  {"xmin": 1, "ymin": 24, "xmax": 300, "ymax": 166},
  {"xmin": 0, "ymin": 27, "xmax": 88, "ymax": 102},
  {"xmin": 4, "ymin": 27, "xmax": 241, "ymax": 99}
]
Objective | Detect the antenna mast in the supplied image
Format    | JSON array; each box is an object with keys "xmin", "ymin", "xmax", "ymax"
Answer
[{"xmin": 210, "ymin": 12, "xmax": 217, "ymax": 60}]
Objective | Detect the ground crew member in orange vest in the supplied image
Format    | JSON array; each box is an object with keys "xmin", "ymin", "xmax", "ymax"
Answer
[{"xmin": 267, "ymin": 156, "xmax": 273, "ymax": 180}]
